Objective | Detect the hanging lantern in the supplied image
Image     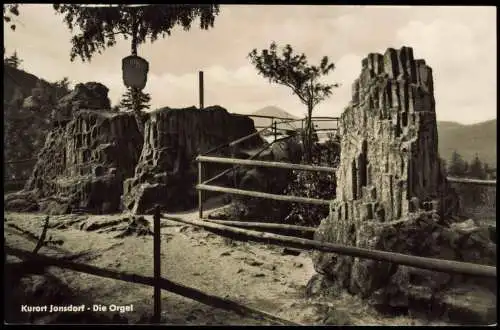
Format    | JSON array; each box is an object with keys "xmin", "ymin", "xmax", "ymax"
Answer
[{"xmin": 122, "ymin": 55, "xmax": 149, "ymax": 90}]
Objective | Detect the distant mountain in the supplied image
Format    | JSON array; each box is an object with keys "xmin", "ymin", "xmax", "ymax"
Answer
[
  {"xmin": 251, "ymin": 106, "xmax": 497, "ymax": 168},
  {"xmin": 437, "ymin": 119, "xmax": 497, "ymax": 168},
  {"xmin": 252, "ymin": 106, "xmax": 299, "ymax": 119},
  {"xmin": 250, "ymin": 106, "xmax": 300, "ymax": 130},
  {"xmin": 3, "ymin": 65, "xmax": 69, "ymax": 188},
  {"xmin": 3, "ymin": 65, "xmax": 60, "ymax": 104}
]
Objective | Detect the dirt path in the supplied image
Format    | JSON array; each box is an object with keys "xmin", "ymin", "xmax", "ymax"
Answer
[{"xmin": 4, "ymin": 210, "xmax": 451, "ymax": 325}]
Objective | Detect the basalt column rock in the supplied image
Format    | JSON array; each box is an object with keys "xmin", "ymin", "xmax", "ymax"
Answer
[
  {"xmin": 310, "ymin": 47, "xmax": 495, "ymax": 324},
  {"xmin": 123, "ymin": 106, "xmax": 264, "ymax": 214},
  {"xmin": 22, "ymin": 110, "xmax": 143, "ymax": 214}
]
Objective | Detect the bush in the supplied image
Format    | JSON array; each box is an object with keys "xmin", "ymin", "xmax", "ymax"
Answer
[{"xmin": 283, "ymin": 139, "xmax": 339, "ymax": 227}]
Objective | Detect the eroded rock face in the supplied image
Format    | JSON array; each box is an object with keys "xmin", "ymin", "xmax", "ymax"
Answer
[
  {"xmin": 21, "ymin": 110, "xmax": 143, "ymax": 214},
  {"xmin": 310, "ymin": 47, "xmax": 495, "ymax": 324},
  {"xmin": 53, "ymin": 82, "xmax": 111, "ymax": 124},
  {"xmin": 123, "ymin": 106, "xmax": 265, "ymax": 214}
]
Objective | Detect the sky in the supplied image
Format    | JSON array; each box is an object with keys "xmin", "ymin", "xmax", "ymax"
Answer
[{"xmin": 3, "ymin": 5, "xmax": 497, "ymax": 124}]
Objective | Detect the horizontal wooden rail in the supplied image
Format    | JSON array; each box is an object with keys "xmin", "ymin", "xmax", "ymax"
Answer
[
  {"xmin": 227, "ymin": 118, "xmax": 297, "ymax": 149},
  {"xmin": 197, "ymin": 184, "xmax": 331, "ymax": 206},
  {"xmin": 314, "ymin": 128, "xmax": 338, "ymax": 132},
  {"xmin": 202, "ymin": 136, "xmax": 294, "ymax": 186},
  {"xmin": 307, "ymin": 116, "xmax": 340, "ymax": 120},
  {"xmin": 4, "ymin": 178, "xmax": 30, "ymax": 183},
  {"xmin": 196, "ymin": 156, "xmax": 336, "ymax": 173},
  {"xmin": 447, "ymin": 177, "xmax": 497, "ymax": 186},
  {"xmin": 256, "ymin": 126, "xmax": 297, "ymax": 131},
  {"xmin": 247, "ymin": 114, "xmax": 297, "ymax": 121},
  {"xmin": 5, "ymin": 158, "xmax": 37, "ymax": 164},
  {"xmin": 205, "ymin": 218, "xmax": 315, "ymax": 238},
  {"xmin": 5, "ymin": 245, "xmax": 299, "ymax": 326},
  {"xmin": 200, "ymin": 126, "xmax": 271, "ymax": 157},
  {"xmin": 229, "ymin": 129, "xmax": 267, "ymax": 147},
  {"xmin": 161, "ymin": 215, "xmax": 497, "ymax": 278}
]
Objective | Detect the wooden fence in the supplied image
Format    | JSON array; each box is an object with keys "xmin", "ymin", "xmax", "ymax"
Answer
[
  {"xmin": 195, "ymin": 155, "xmax": 495, "ymax": 274},
  {"xmin": 6, "ymin": 206, "xmax": 496, "ymax": 325},
  {"xmin": 4, "ymin": 115, "xmax": 498, "ymax": 325},
  {"xmin": 248, "ymin": 115, "xmax": 340, "ymax": 136}
]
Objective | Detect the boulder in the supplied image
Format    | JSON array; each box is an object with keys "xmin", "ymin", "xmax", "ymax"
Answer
[
  {"xmin": 53, "ymin": 82, "xmax": 111, "ymax": 124},
  {"xmin": 4, "ymin": 190, "xmax": 39, "ymax": 212}
]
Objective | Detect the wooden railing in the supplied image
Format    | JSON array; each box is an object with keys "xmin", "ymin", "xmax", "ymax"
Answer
[
  {"xmin": 248, "ymin": 115, "xmax": 340, "ymax": 137},
  {"xmin": 196, "ymin": 156, "xmax": 336, "ymax": 219},
  {"xmin": 195, "ymin": 155, "xmax": 496, "ymax": 279}
]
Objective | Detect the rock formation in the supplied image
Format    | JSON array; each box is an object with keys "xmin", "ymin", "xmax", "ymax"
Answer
[
  {"xmin": 52, "ymin": 82, "xmax": 111, "ymax": 125},
  {"xmin": 122, "ymin": 106, "xmax": 265, "ymax": 214},
  {"xmin": 25, "ymin": 110, "xmax": 143, "ymax": 214},
  {"xmin": 310, "ymin": 47, "xmax": 496, "ymax": 324},
  {"xmin": 5, "ymin": 82, "xmax": 143, "ymax": 214},
  {"xmin": 5, "ymin": 89, "xmax": 268, "ymax": 215}
]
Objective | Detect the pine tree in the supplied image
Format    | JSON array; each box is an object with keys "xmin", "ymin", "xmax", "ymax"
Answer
[
  {"xmin": 53, "ymin": 77, "xmax": 71, "ymax": 92},
  {"xmin": 52, "ymin": 77, "xmax": 72, "ymax": 100},
  {"xmin": 468, "ymin": 154, "xmax": 486, "ymax": 179},
  {"xmin": 448, "ymin": 150, "xmax": 468, "ymax": 177},
  {"xmin": 4, "ymin": 50, "xmax": 22, "ymax": 68},
  {"xmin": 483, "ymin": 163, "xmax": 491, "ymax": 179},
  {"xmin": 119, "ymin": 87, "xmax": 151, "ymax": 112}
]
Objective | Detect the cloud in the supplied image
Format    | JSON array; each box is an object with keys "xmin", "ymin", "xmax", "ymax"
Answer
[
  {"xmin": 3, "ymin": 5, "xmax": 496, "ymax": 124},
  {"xmin": 395, "ymin": 11, "xmax": 496, "ymax": 124}
]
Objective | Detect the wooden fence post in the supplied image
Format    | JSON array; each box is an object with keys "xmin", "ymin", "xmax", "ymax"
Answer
[
  {"xmin": 153, "ymin": 205, "xmax": 161, "ymax": 323},
  {"xmin": 231, "ymin": 145, "xmax": 238, "ymax": 191},
  {"xmin": 198, "ymin": 160, "xmax": 203, "ymax": 219},
  {"xmin": 199, "ymin": 71, "xmax": 204, "ymax": 110},
  {"xmin": 273, "ymin": 120, "xmax": 277, "ymax": 141}
]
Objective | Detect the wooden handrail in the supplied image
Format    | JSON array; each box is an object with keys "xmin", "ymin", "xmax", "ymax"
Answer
[
  {"xmin": 247, "ymin": 114, "xmax": 298, "ymax": 121},
  {"xmin": 4, "ymin": 158, "xmax": 37, "ymax": 164},
  {"xmin": 202, "ymin": 136, "xmax": 294, "ymax": 186},
  {"xmin": 162, "ymin": 215, "xmax": 497, "ymax": 279},
  {"xmin": 197, "ymin": 184, "xmax": 331, "ymax": 206},
  {"xmin": 196, "ymin": 156, "xmax": 336, "ymax": 173},
  {"xmin": 447, "ymin": 177, "xmax": 497, "ymax": 186},
  {"xmin": 204, "ymin": 218, "xmax": 316, "ymax": 238}
]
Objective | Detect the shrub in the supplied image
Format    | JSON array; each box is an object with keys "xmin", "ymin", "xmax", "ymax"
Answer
[{"xmin": 283, "ymin": 139, "xmax": 340, "ymax": 227}]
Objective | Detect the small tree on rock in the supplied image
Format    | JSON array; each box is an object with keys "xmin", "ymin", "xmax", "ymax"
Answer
[
  {"xmin": 4, "ymin": 50, "xmax": 22, "ymax": 68},
  {"xmin": 53, "ymin": 77, "xmax": 71, "ymax": 92},
  {"xmin": 52, "ymin": 77, "xmax": 72, "ymax": 100},
  {"xmin": 119, "ymin": 87, "xmax": 151, "ymax": 112},
  {"xmin": 248, "ymin": 42, "xmax": 339, "ymax": 163}
]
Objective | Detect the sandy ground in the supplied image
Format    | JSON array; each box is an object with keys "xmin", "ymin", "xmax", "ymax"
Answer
[{"xmin": 4, "ymin": 203, "xmax": 456, "ymax": 325}]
